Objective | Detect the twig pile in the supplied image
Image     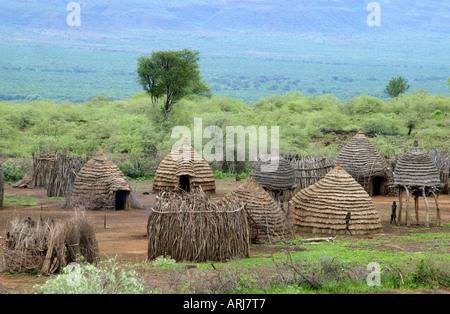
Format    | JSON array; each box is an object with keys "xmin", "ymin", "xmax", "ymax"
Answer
[
  {"xmin": 147, "ymin": 189, "xmax": 250, "ymax": 262},
  {"xmin": 1, "ymin": 212, "xmax": 98, "ymax": 275}
]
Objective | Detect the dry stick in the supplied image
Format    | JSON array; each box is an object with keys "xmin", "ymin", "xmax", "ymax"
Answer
[
  {"xmin": 430, "ymin": 190, "xmax": 442, "ymax": 227},
  {"xmin": 398, "ymin": 187, "xmax": 403, "ymax": 226},
  {"xmin": 422, "ymin": 188, "xmax": 430, "ymax": 228},
  {"xmin": 405, "ymin": 186, "xmax": 411, "ymax": 227}
]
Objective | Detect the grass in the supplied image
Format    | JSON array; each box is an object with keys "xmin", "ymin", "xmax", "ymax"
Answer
[
  {"xmin": 3, "ymin": 193, "xmax": 41, "ymax": 206},
  {"xmin": 125, "ymin": 230, "xmax": 449, "ymax": 294}
]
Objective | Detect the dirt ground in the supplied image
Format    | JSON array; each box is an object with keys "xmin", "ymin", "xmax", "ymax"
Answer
[{"xmin": 0, "ymin": 179, "xmax": 448, "ymax": 293}]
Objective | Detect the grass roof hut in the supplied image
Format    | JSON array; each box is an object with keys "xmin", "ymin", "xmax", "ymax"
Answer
[
  {"xmin": 147, "ymin": 189, "xmax": 249, "ymax": 262},
  {"xmin": 250, "ymin": 154, "xmax": 296, "ymax": 202},
  {"xmin": 289, "ymin": 163, "xmax": 383, "ymax": 235},
  {"xmin": 335, "ymin": 129, "xmax": 389, "ymax": 196},
  {"xmin": 0, "ymin": 164, "xmax": 4, "ymax": 209},
  {"xmin": 216, "ymin": 178, "xmax": 294, "ymax": 244},
  {"xmin": 153, "ymin": 139, "xmax": 216, "ymax": 194},
  {"xmin": 64, "ymin": 149, "xmax": 133, "ymax": 211},
  {"xmin": 390, "ymin": 140, "xmax": 443, "ymax": 227}
]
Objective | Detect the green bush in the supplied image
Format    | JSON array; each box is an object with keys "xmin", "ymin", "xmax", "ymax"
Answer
[
  {"xmin": 363, "ymin": 114, "xmax": 400, "ymax": 135},
  {"xmin": 38, "ymin": 257, "xmax": 150, "ymax": 294},
  {"xmin": 348, "ymin": 95, "xmax": 385, "ymax": 115},
  {"xmin": 1, "ymin": 159, "xmax": 26, "ymax": 182}
]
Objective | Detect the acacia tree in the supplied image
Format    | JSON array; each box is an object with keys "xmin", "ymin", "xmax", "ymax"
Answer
[
  {"xmin": 383, "ymin": 76, "xmax": 410, "ymax": 98},
  {"xmin": 137, "ymin": 49, "xmax": 210, "ymax": 123}
]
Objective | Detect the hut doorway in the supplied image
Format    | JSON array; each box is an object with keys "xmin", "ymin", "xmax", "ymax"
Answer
[
  {"xmin": 115, "ymin": 190, "xmax": 129, "ymax": 210},
  {"xmin": 372, "ymin": 176, "xmax": 385, "ymax": 196},
  {"xmin": 179, "ymin": 175, "xmax": 191, "ymax": 192}
]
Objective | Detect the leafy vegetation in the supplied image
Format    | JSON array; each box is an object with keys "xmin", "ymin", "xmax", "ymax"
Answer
[
  {"xmin": 38, "ymin": 257, "xmax": 150, "ymax": 294},
  {"xmin": 0, "ymin": 90, "xmax": 448, "ymax": 178},
  {"xmin": 384, "ymin": 76, "xmax": 411, "ymax": 98}
]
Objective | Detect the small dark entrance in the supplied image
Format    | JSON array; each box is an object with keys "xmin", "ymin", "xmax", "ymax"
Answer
[
  {"xmin": 179, "ymin": 175, "xmax": 191, "ymax": 192},
  {"xmin": 115, "ymin": 190, "xmax": 129, "ymax": 210},
  {"xmin": 372, "ymin": 177, "xmax": 385, "ymax": 196}
]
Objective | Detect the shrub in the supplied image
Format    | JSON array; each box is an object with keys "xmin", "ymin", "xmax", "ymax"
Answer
[
  {"xmin": 363, "ymin": 114, "xmax": 399, "ymax": 135},
  {"xmin": 38, "ymin": 257, "xmax": 150, "ymax": 294},
  {"xmin": 1, "ymin": 159, "xmax": 26, "ymax": 182},
  {"xmin": 348, "ymin": 95, "xmax": 385, "ymax": 115}
]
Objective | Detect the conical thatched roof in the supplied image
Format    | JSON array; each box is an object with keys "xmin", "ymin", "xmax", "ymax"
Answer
[
  {"xmin": 335, "ymin": 129, "xmax": 388, "ymax": 179},
  {"xmin": 250, "ymin": 155, "xmax": 295, "ymax": 191},
  {"xmin": 153, "ymin": 139, "xmax": 216, "ymax": 193},
  {"xmin": 65, "ymin": 149, "xmax": 132, "ymax": 210},
  {"xmin": 392, "ymin": 141, "xmax": 441, "ymax": 188},
  {"xmin": 290, "ymin": 164, "xmax": 383, "ymax": 235},
  {"xmin": 216, "ymin": 178, "xmax": 293, "ymax": 243}
]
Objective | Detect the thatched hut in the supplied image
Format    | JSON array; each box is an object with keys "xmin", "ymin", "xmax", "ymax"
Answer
[
  {"xmin": 216, "ymin": 178, "xmax": 294, "ymax": 243},
  {"xmin": 250, "ymin": 154, "xmax": 296, "ymax": 202},
  {"xmin": 64, "ymin": 149, "xmax": 133, "ymax": 211},
  {"xmin": 290, "ymin": 163, "xmax": 383, "ymax": 235},
  {"xmin": 1, "ymin": 213, "xmax": 98, "ymax": 275},
  {"xmin": 0, "ymin": 164, "xmax": 4, "ymax": 209},
  {"xmin": 334, "ymin": 129, "xmax": 389, "ymax": 196},
  {"xmin": 147, "ymin": 189, "xmax": 249, "ymax": 262},
  {"xmin": 390, "ymin": 140, "xmax": 443, "ymax": 227},
  {"xmin": 153, "ymin": 139, "xmax": 216, "ymax": 194}
]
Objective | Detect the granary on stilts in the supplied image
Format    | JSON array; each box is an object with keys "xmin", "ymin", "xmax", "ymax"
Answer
[
  {"xmin": 334, "ymin": 129, "xmax": 390, "ymax": 196},
  {"xmin": 290, "ymin": 163, "xmax": 383, "ymax": 235},
  {"xmin": 153, "ymin": 138, "xmax": 216, "ymax": 194},
  {"xmin": 64, "ymin": 149, "xmax": 134, "ymax": 211},
  {"xmin": 390, "ymin": 140, "xmax": 443, "ymax": 227},
  {"xmin": 216, "ymin": 178, "xmax": 294, "ymax": 244},
  {"xmin": 250, "ymin": 154, "xmax": 296, "ymax": 202},
  {"xmin": 147, "ymin": 189, "xmax": 249, "ymax": 262}
]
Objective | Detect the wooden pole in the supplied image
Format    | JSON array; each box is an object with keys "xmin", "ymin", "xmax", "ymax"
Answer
[
  {"xmin": 414, "ymin": 195, "xmax": 419, "ymax": 225},
  {"xmin": 430, "ymin": 190, "xmax": 442, "ymax": 227},
  {"xmin": 405, "ymin": 187, "xmax": 410, "ymax": 228},
  {"xmin": 398, "ymin": 187, "xmax": 403, "ymax": 226},
  {"xmin": 422, "ymin": 188, "xmax": 430, "ymax": 228}
]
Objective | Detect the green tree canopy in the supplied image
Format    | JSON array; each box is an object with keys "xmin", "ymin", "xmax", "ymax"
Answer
[
  {"xmin": 137, "ymin": 49, "xmax": 211, "ymax": 123},
  {"xmin": 384, "ymin": 76, "xmax": 411, "ymax": 98}
]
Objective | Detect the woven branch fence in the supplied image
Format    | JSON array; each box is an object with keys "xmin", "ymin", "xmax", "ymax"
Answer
[
  {"xmin": 1, "ymin": 212, "xmax": 99, "ymax": 275},
  {"xmin": 283, "ymin": 155, "xmax": 335, "ymax": 193},
  {"xmin": 147, "ymin": 189, "xmax": 250, "ymax": 262},
  {"xmin": 47, "ymin": 153, "xmax": 89, "ymax": 197}
]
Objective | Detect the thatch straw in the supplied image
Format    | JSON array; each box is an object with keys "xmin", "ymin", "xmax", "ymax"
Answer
[
  {"xmin": 391, "ymin": 141, "xmax": 442, "ymax": 188},
  {"xmin": 64, "ymin": 149, "xmax": 133, "ymax": 211},
  {"xmin": 216, "ymin": 178, "xmax": 294, "ymax": 244},
  {"xmin": 1, "ymin": 212, "xmax": 99, "ymax": 275},
  {"xmin": 290, "ymin": 164, "xmax": 383, "ymax": 235},
  {"xmin": 335, "ymin": 129, "xmax": 388, "ymax": 186},
  {"xmin": 250, "ymin": 155, "xmax": 295, "ymax": 190},
  {"xmin": 153, "ymin": 138, "xmax": 216, "ymax": 194},
  {"xmin": 147, "ymin": 189, "xmax": 249, "ymax": 262}
]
